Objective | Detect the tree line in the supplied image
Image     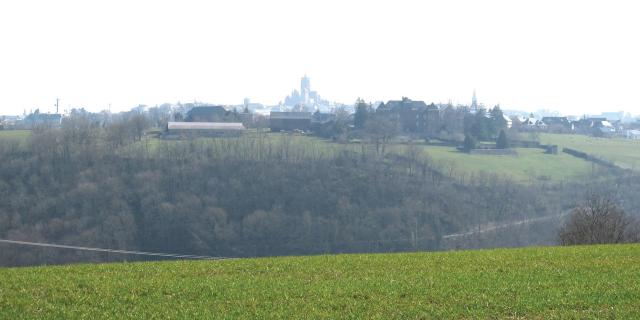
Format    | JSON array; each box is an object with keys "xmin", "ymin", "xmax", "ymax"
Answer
[{"xmin": 0, "ymin": 112, "xmax": 637, "ymax": 266}]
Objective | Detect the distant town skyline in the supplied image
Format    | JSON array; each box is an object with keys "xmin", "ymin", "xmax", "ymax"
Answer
[{"xmin": 1, "ymin": 0, "xmax": 638, "ymax": 116}]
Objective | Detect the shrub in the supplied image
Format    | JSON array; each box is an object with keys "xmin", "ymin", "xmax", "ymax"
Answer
[{"xmin": 559, "ymin": 195, "xmax": 636, "ymax": 245}]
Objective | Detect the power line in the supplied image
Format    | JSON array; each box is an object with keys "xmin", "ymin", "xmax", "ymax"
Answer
[
  {"xmin": 0, "ymin": 239, "xmax": 232, "ymax": 261},
  {"xmin": 0, "ymin": 212, "xmax": 569, "ymax": 262}
]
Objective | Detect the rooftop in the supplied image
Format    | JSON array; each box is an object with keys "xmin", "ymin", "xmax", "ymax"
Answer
[
  {"xmin": 167, "ymin": 122, "xmax": 245, "ymax": 130},
  {"xmin": 270, "ymin": 112, "xmax": 312, "ymax": 120}
]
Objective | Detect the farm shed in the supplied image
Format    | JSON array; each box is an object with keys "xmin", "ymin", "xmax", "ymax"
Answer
[{"xmin": 269, "ymin": 112, "xmax": 312, "ymax": 132}]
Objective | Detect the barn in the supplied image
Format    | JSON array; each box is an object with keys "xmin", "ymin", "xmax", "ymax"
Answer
[{"xmin": 269, "ymin": 112, "xmax": 312, "ymax": 132}]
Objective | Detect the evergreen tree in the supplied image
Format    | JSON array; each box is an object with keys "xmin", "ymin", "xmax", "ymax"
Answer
[
  {"xmin": 496, "ymin": 129, "xmax": 509, "ymax": 149},
  {"xmin": 354, "ymin": 99, "xmax": 370, "ymax": 130},
  {"xmin": 471, "ymin": 108, "xmax": 490, "ymax": 140},
  {"xmin": 489, "ymin": 105, "xmax": 507, "ymax": 137},
  {"xmin": 463, "ymin": 133, "xmax": 477, "ymax": 152}
]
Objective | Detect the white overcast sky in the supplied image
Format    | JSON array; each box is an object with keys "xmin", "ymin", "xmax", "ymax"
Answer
[{"xmin": 0, "ymin": 0, "xmax": 638, "ymax": 115}]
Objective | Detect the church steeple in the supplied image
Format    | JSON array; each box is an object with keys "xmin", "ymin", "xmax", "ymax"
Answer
[{"xmin": 471, "ymin": 90, "xmax": 478, "ymax": 111}]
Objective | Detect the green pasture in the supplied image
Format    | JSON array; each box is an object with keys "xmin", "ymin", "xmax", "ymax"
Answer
[
  {"xmin": 417, "ymin": 145, "xmax": 595, "ymax": 183},
  {"xmin": 1, "ymin": 244, "xmax": 639, "ymax": 319},
  {"xmin": 540, "ymin": 133, "xmax": 640, "ymax": 170},
  {"xmin": 0, "ymin": 130, "xmax": 30, "ymax": 144}
]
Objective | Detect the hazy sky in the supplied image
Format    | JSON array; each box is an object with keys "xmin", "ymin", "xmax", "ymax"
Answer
[{"xmin": 1, "ymin": 0, "xmax": 638, "ymax": 115}]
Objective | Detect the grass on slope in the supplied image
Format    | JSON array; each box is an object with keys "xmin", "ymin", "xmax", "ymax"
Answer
[
  {"xmin": 0, "ymin": 130, "xmax": 30, "ymax": 145},
  {"xmin": 127, "ymin": 130, "xmax": 361, "ymax": 159},
  {"xmin": 416, "ymin": 145, "xmax": 595, "ymax": 183},
  {"xmin": 0, "ymin": 129, "xmax": 601, "ymax": 183},
  {"xmin": 1, "ymin": 245, "xmax": 639, "ymax": 319},
  {"xmin": 541, "ymin": 133, "xmax": 640, "ymax": 170},
  {"xmin": 134, "ymin": 132, "xmax": 596, "ymax": 183}
]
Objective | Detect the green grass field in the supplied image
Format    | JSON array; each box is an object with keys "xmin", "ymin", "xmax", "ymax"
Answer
[
  {"xmin": 132, "ymin": 132, "xmax": 597, "ymax": 183},
  {"xmin": 415, "ymin": 145, "xmax": 594, "ymax": 183},
  {"xmin": 0, "ymin": 130, "xmax": 30, "ymax": 144},
  {"xmin": 0, "ymin": 130, "xmax": 610, "ymax": 183},
  {"xmin": 1, "ymin": 245, "xmax": 639, "ymax": 319},
  {"xmin": 541, "ymin": 133, "xmax": 640, "ymax": 170}
]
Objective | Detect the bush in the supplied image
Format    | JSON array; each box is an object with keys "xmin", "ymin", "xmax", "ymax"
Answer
[{"xmin": 558, "ymin": 195, "xmax": 637, "ymax": 245}]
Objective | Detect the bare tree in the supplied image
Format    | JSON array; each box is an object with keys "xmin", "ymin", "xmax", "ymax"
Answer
[
  {"xmin": 364, "ymin": 115, "xmax": 399, "ymax": 156},
  {"xmin": 558, "ymin": 195, "xmax": 635, "ymax": 245}
]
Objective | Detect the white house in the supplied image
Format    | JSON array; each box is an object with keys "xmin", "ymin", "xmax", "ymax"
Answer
[{"xmin": 625, "ymin": 130, "xmax": 640, "ymax": 140}]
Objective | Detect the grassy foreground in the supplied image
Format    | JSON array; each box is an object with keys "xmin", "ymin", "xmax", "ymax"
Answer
[{"xmin": 1, "ymin": 245, "xmax": 639, "ymax": 319}]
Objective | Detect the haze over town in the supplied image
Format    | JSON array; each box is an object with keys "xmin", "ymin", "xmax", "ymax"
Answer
[
  {"xmin": 4, "ymin": 2, "xmax": 640, "ymax": 318},
  {"xmin": 1, "ymin": 0, "xmax": 639, "ymax": 116}
]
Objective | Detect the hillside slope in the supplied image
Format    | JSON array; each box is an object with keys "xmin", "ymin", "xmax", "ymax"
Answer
[{"xmin": 1, "ymin": 245, "xmax": 639, "ymax": 319}]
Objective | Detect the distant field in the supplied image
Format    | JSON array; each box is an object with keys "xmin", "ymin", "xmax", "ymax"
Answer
[
  {"xmin": 0, "ymin": 130, "xmax": 30, "ymax": 143},
  {"xmin": 132, "ymin": 132, "xmax": 596, "ymax": 183},
  {"xmin": 414, "ymin": 145, "xmax": 594, "ymax": 183},
  {"xmin": 128, "ymin": 131, "xmax": 359, "ymax": 159},
  {"xmin": 0, "ymin": 129, "xmax": 602, "ymax": 182},
  {"xmin": 541, "ymin": 133, "xmax": 640, "ymax": 170},
  {"xmin": 1, "ymin": 245, "xmax": 639, "ymax": 319}
]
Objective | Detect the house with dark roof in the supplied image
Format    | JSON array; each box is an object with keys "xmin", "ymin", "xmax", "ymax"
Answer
[
  {"xmin": 186, "ymin": 106, "xmax": 228, "ymax": 122},
  {"xmin": 269, "ymin": 112, "xmax": 312, "ymax": 132},
  {"xmin": 418, "ymin": 103, "xmax": 441, "ymax": 136},
  {"xmin": 377, "ymin": 97, "xmax": 429, "ymax": 133},
  {"xmin": 23, "ymin": 110, "xmax": 62, "ymax": 128},
  {"xmin": 573, "ymin": 117, "xmax": 617, "ymax": 136},
  {"xmin": 541, "ymin": 117, "xmax": 574, "ymax": 132}
]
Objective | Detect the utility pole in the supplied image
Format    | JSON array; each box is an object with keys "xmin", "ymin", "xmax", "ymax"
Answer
[{"xmin": 55, "ymin": 98, "xmax": 60, "ymax": 114}]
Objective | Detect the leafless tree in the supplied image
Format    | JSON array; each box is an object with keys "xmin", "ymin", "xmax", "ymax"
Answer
[
  {"xmin": 558, "ymin": 195, "xmax": 635, "ymax": 245},
  {"xmin": 364, "ymin": 115, "xmax": 399, "ymax": 156}
]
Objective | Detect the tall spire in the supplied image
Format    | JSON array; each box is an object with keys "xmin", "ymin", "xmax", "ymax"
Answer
[{"xmin": 471, "ymin": 90, "xmax": 478, "ymax": 111}]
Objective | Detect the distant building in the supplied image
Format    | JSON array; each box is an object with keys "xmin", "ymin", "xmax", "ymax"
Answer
[
  {"xmin": 186, "ymin": 106, "xmax": 228, "ymax": 122},
  {"xmin": 165, "ymin": 121, "xmax": 245, "ymax": 137},
  {"xmin": 269, "ymin": 112, "xmax": 312, "ymax": 132},
  {"xmin": 523, "ymin": 117, "xmax": 544, "ymax": 127},
  {"xmin": 419, "ymin": 103, "xmax": 441, "ymax": 136},
  {"xmin": 541, "ymin": 117, "xmax": 574, "ymax": 132},
  {"xmin": 598, "ymin": 121, "xmax": 616, "ymax": 135},
  {"xmin": 0, "ymin": 115, "xmax": 21, "ymax": 128},
  {"xmin": 503, "ymin": 114, "xmax": 513, "ymax": 129},
  {"xmin": 626, "ymin": 130, "xmax": 640, "ymax": 140},
  {"xmin": 23, "ymin": 110, "xmax": 62, "ymax": 128},
  {"xmin": 470, "ymin": 90, "xmax": 478, "ymax": 113},
  {"xmin": 284, "ymin": 75, "xmax": 321, "ymax": 107},
  {"xmin": 377, "ymin": 97, "xmax": 429, "ymax": 133},
  {"xmin": 574, "ymin": 117, "xmax": 616, "ymax": 136}
]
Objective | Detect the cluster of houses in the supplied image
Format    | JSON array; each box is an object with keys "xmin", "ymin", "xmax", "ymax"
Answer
[
  {"xmin": 0, "ymin": 110, "xmax": 63, "ymax": 129},
  {"xmin": 3, "ymin": 98, "xmax": 639, "ymax": 141},
  {"xmin": 512, "ymin": 115, "xmax": 622, "ymax": 136},
  {"xmin": 162, "ymin": 100, "xmax": 640, "ymax": 140}
]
